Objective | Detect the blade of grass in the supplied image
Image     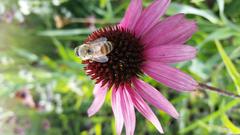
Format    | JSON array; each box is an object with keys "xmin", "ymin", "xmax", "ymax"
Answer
[
  {"xmin": 105, "ymin": 0, "xmax": 113, "ymax": 19},
  {"xmin": 198, "ymin": 27, "xmax": 238, "ymax": 49},
  {"xmin": 52, "ymin": 38, "xmax": 69, "ymax": 60},
  {"xmin": 221, "ymin": 114, "xmax": 240, "ymax": 134},
  {"xmin": 111, "ymin": 119, "xmax": 117, "ymax": 135},
  {"xmin": 198, "ymin": 121, "xmax": 228, "ymax": 134},
  {"xmin": 38, "ymin": 29, "xmax": 91, "ymax": 36},
  {"xmin": 168, "ymin": 3, "xmax": 220, "ymax": 24},
  {"xmin": 179, "ymin": 99, "xmax": 240, "ymax": 134},
  {"xmin": 217, "ymin": 0, "xmax": 240, "ymax": 32},
  {"xmin": 100, "ymin": 0, "xmax": 107, "ymax": 8},
  {"xmin": 215, "ymin": 40, "xmax": 240, "ymax": 93},
  {"xmin": 95, "ymin": 123, "xmax": 102, "ymax": 135}
]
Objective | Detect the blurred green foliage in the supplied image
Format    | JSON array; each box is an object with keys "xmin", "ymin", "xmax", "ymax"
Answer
[{"xmin": 0, "ymin": 0, "xmax": 240, "ymax": 135}]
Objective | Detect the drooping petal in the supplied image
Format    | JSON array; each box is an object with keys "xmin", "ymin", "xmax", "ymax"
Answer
[
  {"xmin": 119, "ymin": 0, "xmax": 142, "ymax": 31},
  {"xmin": 87, "ymin": 83, "xmax": 109, "ymax": 117},
  {"xmin": 120, "ymin": 85, "xmax": 135, "ymax": 135},
  {"xmin": 126, "ymin": 85, "xmax": 164, "ymax": 133},
  {"xmin": 143, "ymin": 62, "xmax": 198, "ymax": 91},
  {"xmin": 143, "ymin": 17, "xmax": 197, "ymax": 48},
  {"xmin": 135, "ymin": 0, "xmax": 170, "ymax": 37},
  {"xmin": 144, "ymin": 45, "xmax": 197, "ymax": 63},
  {"xmin": 132, "ymin": 78, "xmax": 179, "ymax": 119},
  {"xmin": 111, "ymin": 86, "xmax": 124, "ymax": 135}
]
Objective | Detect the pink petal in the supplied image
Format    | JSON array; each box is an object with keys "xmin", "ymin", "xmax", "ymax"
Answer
[
  {"xmin": 135, "ymin": 0, "xmax": 170, "ymax": 37},
  {"xmin": 119, "ymin": 0, "xmax": 142, "ymax": 31},
  {"xmin": 87, "ymin": 83, "xmax": 109, "ymax": 117},
  {"xmin": 143, "ymin": 17, "xmax": 197, "ymax": 48},
  {"xmin": 143, "ymin": 62, "xmax": 198, "ymax": 91},
  {"xmin": 132, "ymin": 78, "xmax": 179, "ymax": 119},
  {"xmin": 144, "ymin": 45, "xmax": 197, "ymax": 63},
  {"xmin": 126, "ymin": 85, "xmax": 164, "ymax": 133},
  {"xmin": 141, "ymin": 13, "xmax": 185, "ymax": 45},
  {"xmin": 165, "ymin": 20, "xmax": 197, "ymax": 45},
  {"xmin": 111, "ymin": 86, "xmax": 124, "ymax": 135},
  {"xmin": 120, "ymin": 85, "xmax": 135, "ymax": 135}
]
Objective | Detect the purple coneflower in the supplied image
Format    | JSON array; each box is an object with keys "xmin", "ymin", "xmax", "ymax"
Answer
[{"xmin": 83, "ymin": 0, "xmax": 198, "ymax": 134}]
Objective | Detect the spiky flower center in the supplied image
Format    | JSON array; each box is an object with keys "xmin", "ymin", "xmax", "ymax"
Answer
[{"xmin": 83, "ymin": 26, "xmax": 144, "ymax": 87}]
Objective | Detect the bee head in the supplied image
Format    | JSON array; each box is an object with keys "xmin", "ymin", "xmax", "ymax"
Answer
[{"xmin": 75, "ymin": 44, "xmax": 93, "ymax": 60}]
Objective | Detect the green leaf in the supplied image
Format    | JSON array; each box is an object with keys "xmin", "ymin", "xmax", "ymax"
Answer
[
  {"xmin": 215, "ymin": 40, "xmax": 240, "ymax": 93},
  {"xmin": 221, "ymin": 114, "xmax": 240, "ymax": 134},
  {"xmin": 168, "ymin": 3, "xmax": 220, "ymax": 24},
  {"xmin": 38, "ymin": 29, "xmax": 91, "ymax": 36}
]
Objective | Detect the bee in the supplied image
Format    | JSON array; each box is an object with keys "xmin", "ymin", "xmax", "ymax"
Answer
[{"xmin": 75, "ymin": 37, "xmax": 113, "ymax": 63}]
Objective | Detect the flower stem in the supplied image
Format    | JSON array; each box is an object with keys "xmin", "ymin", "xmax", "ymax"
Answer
[{"xmin": 198, "ymin": 83, "xmax": 240, "ymax": 98}]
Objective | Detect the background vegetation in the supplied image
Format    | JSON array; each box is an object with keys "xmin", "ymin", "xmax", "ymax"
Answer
[{"xmin": 0, "ymin": 0, "xmax": 240, "ymax": 134}]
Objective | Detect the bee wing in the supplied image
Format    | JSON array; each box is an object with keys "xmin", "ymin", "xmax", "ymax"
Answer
[
  {"xmin": 93, "ymin": 56, "xmax": 109, "ymax": 63},
  {"xmin": 87, "ymin": 37, "xmax": 107, "ymax": 44}
]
